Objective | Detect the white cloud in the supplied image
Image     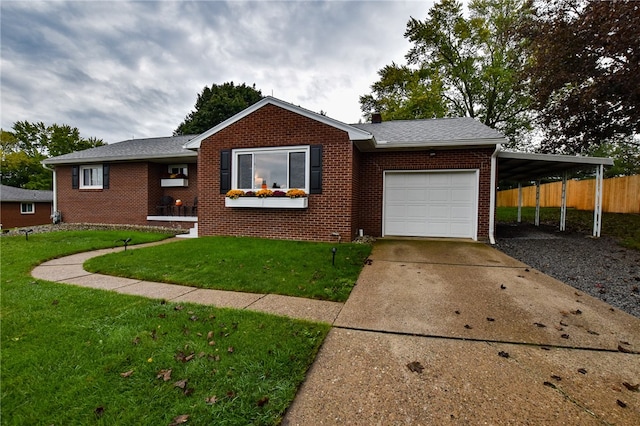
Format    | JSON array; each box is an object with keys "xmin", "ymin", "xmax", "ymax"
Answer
[{"xmin": 1, "ymin": 0, "xmax": 432, "ymax": 142}]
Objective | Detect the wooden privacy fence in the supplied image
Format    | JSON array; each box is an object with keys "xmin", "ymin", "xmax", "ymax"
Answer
[{"xmin": 497, "ymin": 174, "xmax": 640, "ymax": 214}]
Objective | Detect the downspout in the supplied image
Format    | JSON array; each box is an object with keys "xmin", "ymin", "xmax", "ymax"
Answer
[
  {"xmin": 488, "ymin": 143, "xmax": 501, "ymax": 245},
  {"xmin": 42, "ymin": 163, "xmax": 57, "ymax": 215}
]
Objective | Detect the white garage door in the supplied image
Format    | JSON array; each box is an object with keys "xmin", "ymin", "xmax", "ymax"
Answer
[{"xmin": 384, "ymin": 171, "xmax": 478, "ymax": 239}]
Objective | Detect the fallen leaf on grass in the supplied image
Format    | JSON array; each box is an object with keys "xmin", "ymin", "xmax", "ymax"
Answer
[
  {"xmin": 174, "ymin": 305, "xmax": 184, "ymax": 311},
  {"xmin": 157, "ymin": 369, "xmax": 172, "ymax": 381},
  {"xmin": 169, "ymin": 414, "xmax": 189, "ymax": 425},
  {"xmin": 205, "ymin": 395, "xmax": 218, "ymax": 405},
  {"xmin": 120, "ymin": 370, "xmax": 134, "ymax": 378},
  {"xmin": 407, "ymin": 361, "xmax": 424, "ymax": 373},
  {"xmin": 227, "ymin": 346, "xmax": 234, "ymax": 353},
  {"xmin": 174, "ymin": 379, "xmax": 188, "ymax": 389},
  {"xmin": 207, "ymin": 331, "xmax": 214, "ymax": 339},
  {"xmin": 94, "ymin": 406, "xmax": 105, "ymax": 418},
  {"xmin": 257, "ymin": 396, "xmax": 269, "ymax": 407},
  {"xmin": 622, "ymin": 382, "xmax": 639, "ymax": 392},
  {"xmin": 132, "ymin": 336, "xmax": 141, "ymax": 345},
  {"xmin": 175, "ymin": 351, "xmax": 195, "ymax": 363},
  {"xmin": 52, "ymin": 300, "xmax": 59, "ymax": 306}
]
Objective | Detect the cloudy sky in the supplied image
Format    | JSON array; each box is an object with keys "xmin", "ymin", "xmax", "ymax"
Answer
[{"xmin": 1, "ymin": 0, "xmax": 435, "ymax": 143}]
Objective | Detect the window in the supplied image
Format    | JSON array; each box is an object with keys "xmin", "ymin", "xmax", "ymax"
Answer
[
  {"xmin": 168, "ymin": 164, "xmax": 188, "ymax": 177},
  {"xmin": 233, "ymin": 146, "xmax": 309, "ymax": 191},
  {"xmin": 80, "ymin": 165, "xmax": 103, "ymax": 189},
  {"xmin": 20, "ymin": 203, "xmax": 34, "ymax": 214}
]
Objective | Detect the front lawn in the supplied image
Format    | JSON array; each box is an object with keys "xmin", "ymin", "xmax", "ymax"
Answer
[
  {"xmin": 1, "ymin": 231, "xmax": 330, "ymax": 425},
  {"xmin": 497, "ymin": 207, "xmax": 640, "ymax": 250},
  {"xmin": 85, "ymin": 236, "xmax": 372, "ymax": 302}
]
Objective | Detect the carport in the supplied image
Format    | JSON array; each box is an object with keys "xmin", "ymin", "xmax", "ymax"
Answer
[{"xmin": 493, "ymin": 151, "xmax": 614, "ymax": 241}]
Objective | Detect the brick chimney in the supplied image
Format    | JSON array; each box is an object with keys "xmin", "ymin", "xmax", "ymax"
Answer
[{"xmin": 371, "ymin": 112, "xmax": 382, "ymax": 124}]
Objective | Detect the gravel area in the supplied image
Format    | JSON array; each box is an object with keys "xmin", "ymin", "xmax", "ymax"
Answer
[
  {"xmin": 1, "ymin": 223, "xmax": 186, "ymax": 237},
  {"xmin": 495, "ymin": 223, "xmax": 640, "ymax": 319}
]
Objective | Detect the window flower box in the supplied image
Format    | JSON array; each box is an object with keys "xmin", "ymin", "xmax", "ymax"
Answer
[
  {"xmin": 225, "ymin": 196, "xmax": 308, "ymax": 209},
  {"xmin": 161, "ymin": 178, "xmax": 189, "ymax": 187}
]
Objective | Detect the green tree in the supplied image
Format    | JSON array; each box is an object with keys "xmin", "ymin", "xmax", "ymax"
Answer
[
  {"xmin": 523, "ymin": 0, "xmax": 640, "ymax": 156},
  {"xmin": 360, "ymin": 0, "xmax": 534, "ymax": 148},
  {"xmin": 174, "ymin": 82, "xmax": 263, "ymax": 135},
  {"xmin": 1, "ymin": 122, "xmax": 104, "ymax": 190}
]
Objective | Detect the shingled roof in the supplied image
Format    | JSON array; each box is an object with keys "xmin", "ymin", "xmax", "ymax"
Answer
[
  {"xmin": 42, "ymin": 135, "xmax": 197, "ymax": 165},
  {"xmin": 1, "ymin": 185, "xmax": 53, "ymax": 203},
  {"xmin": 351, "ymin": 117, "xmax": 506, "ymax": 151}
]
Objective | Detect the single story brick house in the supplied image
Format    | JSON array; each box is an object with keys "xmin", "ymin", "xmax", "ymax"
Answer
[
  {"xmin": 43, "ymin": 96, "xmax": 509, "ymax": 242},
  {"xmin": 1, "ymin": 185, "xmax": 53, "ymax": 229}
]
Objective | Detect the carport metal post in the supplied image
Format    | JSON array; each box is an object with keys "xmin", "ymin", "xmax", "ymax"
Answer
[
  {"xmin": 560, "ymin": 172, "xmax": 567, "ymax": 231},
  {"xmin": 535, "ymin": 180, "xmax": 541, "ymax": 227},
  {"xmin": 517, "ymin": 183, "xmax": 522, "ymax": 223},
  {"xmin": 593, "ymin": 164, "xmax": 604, "ymax": 237}
]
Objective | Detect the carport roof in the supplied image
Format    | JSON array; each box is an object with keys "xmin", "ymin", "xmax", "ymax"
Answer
[{"xmin": 497, "ymin": 151, "xmax": 614, "ymax": 182}]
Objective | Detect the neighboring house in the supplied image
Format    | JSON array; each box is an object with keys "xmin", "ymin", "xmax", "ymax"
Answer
[
  {"xmin": 1, "ymin": 185, "xmax": 53, "ymax": 229},
  {"xmin": 43, "ymin": 96, "xmax": 611, "ymax": 242}
]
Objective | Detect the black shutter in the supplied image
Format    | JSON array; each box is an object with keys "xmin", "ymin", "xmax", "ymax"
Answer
[
  {"xmin": 220, "ymin": 149, "xmax": 231, "ymax": 193},
  {"xmin": 309, "ymin": 145, "xmax": 323, "ymax": 194},
  {"xmin": 72, "ymin": 165, "xmax": 79, "ymax": 189},
  {"xmin": 102, "ymin": 164, "xmax": 110, "ymax": 189}
]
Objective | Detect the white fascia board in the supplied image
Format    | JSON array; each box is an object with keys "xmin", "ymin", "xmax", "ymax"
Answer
[
  {"xmin": 183, "ymin": 96, "xmax": 373, "ymax": 150},
  {"xmin": 42, "ymin": 151, "xmax": 197, "ymax": 165},
  {"xmin": 373, "ymin": 137, "xmax": 505, "ymax": 149},
  {"xmin": 498, "ymin": 151, "xmax": 614, "ymax": 166}
]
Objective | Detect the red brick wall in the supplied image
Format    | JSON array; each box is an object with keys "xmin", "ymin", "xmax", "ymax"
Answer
[
  {"xmin": 357, "ymin": 148, "xmax": 495, "ymax": 240},
  {"xmin": 198, "ymin": 104, "xmax": 355, "ymax": 242},
  {"xmin": 56, "ymin": 162, "xmax": 197, "ymax": 229},
  {"xmin": 1, "ymin": 202, "xmax": 52, "ymax": 228}
]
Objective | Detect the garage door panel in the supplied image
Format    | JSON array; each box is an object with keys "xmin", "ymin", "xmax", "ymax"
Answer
[
  {"xmin": 406, "ymin": 188, "xmax": 428, "ymax": 201},
  {"xmin": 451, "ymin": 206, "xmax": 472, "ymax": 219},
  {"xmin": 451, "ymin": 188, "xmax": 473, "ymax": 201},
  {"xmin": 427, "ymin": 205, "xmax": 449, "ymax": 219},
  {"xmin": 384, "ymin": 171, "xmax": 477, "ymax": 239}
]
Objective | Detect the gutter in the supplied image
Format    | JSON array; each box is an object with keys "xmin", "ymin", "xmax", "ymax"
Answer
[
  {"xmin": 42, "ymin": 162, "xmax": 57, "ymax": 215},
  {"xmin": 488, "ymin": 143, "xmax": 501, "ymax": 245}
]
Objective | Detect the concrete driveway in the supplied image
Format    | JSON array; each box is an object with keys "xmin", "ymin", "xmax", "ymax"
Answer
[{"xmin": 283, "ymin": 239, "xmax": 640, "ymax": 425}]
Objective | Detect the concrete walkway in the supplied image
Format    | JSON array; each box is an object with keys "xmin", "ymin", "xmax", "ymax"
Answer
[
  {"xmin": 31, "ymin": 238, "xmax": 343, "ymax": 324},
  {"xmin": 31, "ymin": 238, "xmax": 640, "ymax": 424}
]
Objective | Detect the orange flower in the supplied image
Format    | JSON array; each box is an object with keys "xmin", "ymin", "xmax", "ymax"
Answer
[
  {"xmin": 225, "ymin": 189, "xmax": 245, "ymax": 199},
  {"xmin": 256, "ymin": 189, "xmax": 273, "ymax": 198},
  {"xmin": 286, "ymin": 189, "xmax": 306, "ymax": 198}
]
